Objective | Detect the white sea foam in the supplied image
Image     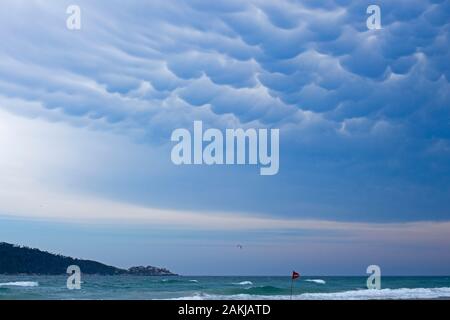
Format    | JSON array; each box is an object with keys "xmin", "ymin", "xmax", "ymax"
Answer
[
  {"xmin": 0, "ymin": 281, "xmax": 39, "ymax": 287},
  {"xmin": 232, "ymin": 281, "xmax": 253, "ymax": 286},
  {"xmin": 299, "ymin": 287, "xmax": 450, "ymax": 300},
  {"xmin": 171, "ymin": 287, "xmax": 450, "ymax": 300},
  {"xmin": 189, "ymin": 280, "xmax": 199, "ymax": 283},
  {"xmin": 305, "ymin": 279, "xmax": 326, "ymax": 284}
]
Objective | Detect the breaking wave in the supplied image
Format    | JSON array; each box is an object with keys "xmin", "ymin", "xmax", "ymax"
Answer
[
  {"xmin": 232, "ymin": 281, "xmax": 253, "ymax": 286},
  {"xmin": 0, "ymin": 281, "xmax": 39, "ymax": 287},
  {"xmin": 305, "ymin": 279, "xmax": 326, "ymax": 284},
  {"xmin": 171, "ymin": 287, "xmax": 450, "ymax": 300}
]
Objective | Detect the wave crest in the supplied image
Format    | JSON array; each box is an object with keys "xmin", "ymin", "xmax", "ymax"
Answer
[
  {"xmin": 305, "ymin": 279, "xmax": 326, "ymax": 284},
  {"xmin": 232, "ymin": 281, "xmax": 253, "ymax": 286},
  {"xmin": 0, "ymin": 281, "xmax": 39, "ymax": 287},
  {"xmin": 171, "ymin": 287, "xmax": 450, "ymax": 300}
]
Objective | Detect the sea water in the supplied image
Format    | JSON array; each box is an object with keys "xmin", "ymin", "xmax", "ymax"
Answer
[{"xmin": 0, "ymin": 275, "xmax": 449, "ymax": 300}]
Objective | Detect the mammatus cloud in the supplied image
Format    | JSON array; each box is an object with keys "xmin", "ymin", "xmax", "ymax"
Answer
[
  {"xmin": 0, "ymin": 1, "xmax": 448, "ymax": 136},
  {"xmin": 1, "ymin": 2, "xmax": 450, "ymax": 275},
  {"xmin": 0, "ymin": 1, "xmax": 449, "ymax": 221},
  {"xmin": 1, "ymin": 111, "xmax": 449, "ymax": 247}
]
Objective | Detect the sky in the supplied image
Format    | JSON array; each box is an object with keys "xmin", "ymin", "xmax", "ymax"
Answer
[{"xmin": 0, "ymin": 0, "xmax": 449, "ymax": 275}]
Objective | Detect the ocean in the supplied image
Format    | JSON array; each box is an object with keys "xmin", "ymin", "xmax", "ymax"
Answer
[{"xmin": 0, "ymin": 275, "xmax": 449, "ymax": 300}]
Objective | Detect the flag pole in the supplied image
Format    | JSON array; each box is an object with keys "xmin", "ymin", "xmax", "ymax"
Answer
[
  {"xmin": 290, "ymin": 270, "xmax": 299, "ymax": 300},
  {"xmin": 290, "ymin": 277, "xmax": 293, "ymax": 300}
]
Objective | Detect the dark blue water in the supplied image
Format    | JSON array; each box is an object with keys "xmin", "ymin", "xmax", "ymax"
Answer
[{"xmin": 1, "ymin": 275, "xmax": 449, "ymax": 300}]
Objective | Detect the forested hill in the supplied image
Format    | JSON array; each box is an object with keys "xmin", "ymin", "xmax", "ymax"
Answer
[
  {"xmin": 0, "ymin": 242, "xmax": 124, "ymax": 275},
  {"xmin": 0, "ymin": 242, "xmax": 176, "ymax": 275}
]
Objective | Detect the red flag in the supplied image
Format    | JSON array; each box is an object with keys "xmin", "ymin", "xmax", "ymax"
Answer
[{"xmin": 292, "ymin": 271, "xmax": 300, "ymax": 280}]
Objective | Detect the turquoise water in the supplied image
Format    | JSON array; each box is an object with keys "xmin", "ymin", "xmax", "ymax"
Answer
[{"xmin": 1, "ymin": 275, "xmax": 450, "ymax": 300}]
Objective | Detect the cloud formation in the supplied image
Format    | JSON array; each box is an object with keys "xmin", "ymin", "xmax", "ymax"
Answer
[
  {"xmin": 1, "ymin": 1, "xmax": 450, "ymax": 274},
  {"xmin": 1, "ymin": 1, "xmax": 448, "ymax": 133},
  {"xmin": 0, "ymin": 0, "xmax": 449, "ymax": 221}
]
